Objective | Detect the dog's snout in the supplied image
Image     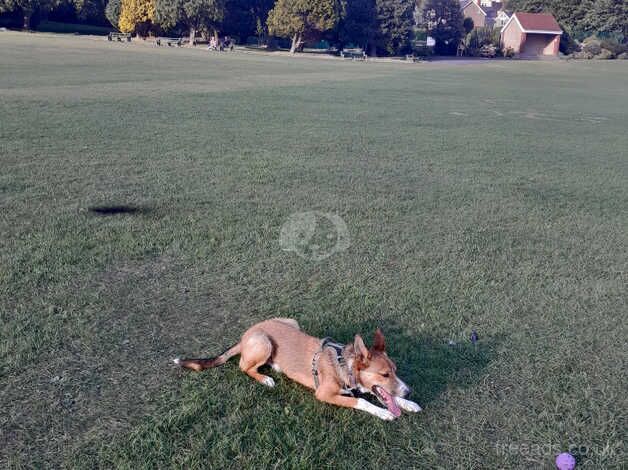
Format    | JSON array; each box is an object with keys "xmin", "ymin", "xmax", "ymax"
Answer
[{"xmin": 397, "ymin": 379, "xmax": 410, "ymax": 397}]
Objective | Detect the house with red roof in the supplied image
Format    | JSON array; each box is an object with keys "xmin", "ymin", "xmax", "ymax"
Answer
[
  {"xmin": 500, "ymin": 12, "xmax": 563, "ymax": 57},
  {"xmin": 460, "ymin": 0, "xmax": 510, "ymax": 29}
]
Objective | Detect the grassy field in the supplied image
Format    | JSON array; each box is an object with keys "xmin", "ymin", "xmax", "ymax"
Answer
[{"xmin": 1, "ymin": 31, "xmax": 626, "ymax": 469}]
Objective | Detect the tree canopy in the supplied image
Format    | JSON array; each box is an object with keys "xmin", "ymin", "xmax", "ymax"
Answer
[
  {"xmin": 104, "ymin": 0, "xmax": 120, "ymax": 28},
  {"xmin": 118, "ymin": 0, "xmax": 154, "ymax": 34},
  {"xmin": 154, "ymin": 0, "xmax": 224, "ymax": 42},
  {"xmin": 374, "ymin": 0, "xmax": 414, "ymax": 55},
  {"xmin": 267, "ymin": 0, "xmax": 341, "ymax": 52},
  {"xmin": 419, "ymin": 0, "xmax": 464, "ymax": 55},
  {"xmin": 337, "ymin": 0, "xmax": 377, "ymax": 51},
  {"xmin": 0, "ymin": 0, "xmax": 55, "ymax": 28}
]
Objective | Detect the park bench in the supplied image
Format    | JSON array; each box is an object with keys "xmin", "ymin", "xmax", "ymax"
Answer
[
  {"xmin": 341, "ymin": 48, "xmax": 367, "ymax": 61},
  {"xmin": 405, "ymin": 54, "xmax": 424, "ymax": 62},
  {"xmin": 108, "ymin": 32, "xmax": 131, "ymax": 42},
  {"xmin": 155, "ymin": 37, "xmax": 183, "ymax": 47}
]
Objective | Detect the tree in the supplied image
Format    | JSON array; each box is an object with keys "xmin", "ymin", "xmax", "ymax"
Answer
[
  {"xmin": 374, "ymin": 0, "xmax": 414, "ymax": 55},
  {"xmin": 0, "ymin": 0, "xmax": 55, "ymax": 29},
  {"xmin": 222, "ymin": 0, "xmax": 274, "ymax": 43},
  {"xmin": 585, "ymin": 0, "xmax": 628, "ymax": 40},
  {"xmin": 337, "ymin": 0, "xmax": 377, "ymax": 51},
  {"xmin": 419, "ymin": 0, "xmax": 464, "ymax": 55},
  {"xmin": 155, "ymin": 0, "xmax": 224, "ymax": 44},
  {"xmin": 463, "ymin": 16, "xmax": 474, "ymax": 34},
  {"xmin": 267, "ymin": 0, "xmax": 341, "ymax": 53},
  {"xmin": 105, "ymin": 0, "xmax": 121, "ymax": 28},
  {"xmin": 505, "ymin": 0, "xmax": 627, "ymax": 41},
  {"xmin": 72, "ymin": 0, "xmax": 107, "ymax": 21},
  {"xmin": 118, "ymin": 0, "xmax": 154, "ymax": 35}
]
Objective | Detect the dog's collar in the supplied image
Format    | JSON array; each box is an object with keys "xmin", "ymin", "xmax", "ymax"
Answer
[{"xmin": 311, "ymin": 337, "xmax": 358, "ymax": 393}]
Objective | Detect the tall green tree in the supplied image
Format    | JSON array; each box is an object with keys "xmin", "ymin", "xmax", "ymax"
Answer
[
  {"xmin": 374, "ymin": 0, "xmax": 414, "ymax": 55},
  {"xmin": 105, "ymin": 0, "xmax": 121, "ymax": 28},
  {"xmin": 337, "ymin": 0, "xmax": 377, "ymax": 51},
  {"xmin": 222, "ymin": 0, "xmax": 274, "ymax": 42},
  {"xmin": 0, "ymin": 0, "xmax": 55, "ymax": 29},
  {"xmin": 419, "ymin": 0, "xmax": 464, "ymax": 55},
  {"xmin": 267, "ymin": 0, "xmax": 341, "ymax": 53},
  {"xmin": 155, "ymin": 0, "xmax": 224, "ymax": 43},
  {"xmin": 72, "ymin": 0, "xmax": 106, "ymax": 21}
]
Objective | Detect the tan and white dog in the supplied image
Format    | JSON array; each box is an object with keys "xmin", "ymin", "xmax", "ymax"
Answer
[{"xmin": 174, "ymin": 318, "xmax": 421, "ymax": 420}]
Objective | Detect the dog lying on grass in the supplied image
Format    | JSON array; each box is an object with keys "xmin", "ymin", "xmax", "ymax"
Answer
[{"xmin": 174, "ymin": 318, "xmax": 421, "ymax": 420}]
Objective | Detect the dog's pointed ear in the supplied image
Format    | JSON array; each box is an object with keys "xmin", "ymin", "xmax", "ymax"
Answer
[
  {"xmin": 373, "ymin": 328, "xmax": 385, "ymax": 352},
  {"xmin": 353, "ymin": 334, "xmax": 371, "ymax": 367}
]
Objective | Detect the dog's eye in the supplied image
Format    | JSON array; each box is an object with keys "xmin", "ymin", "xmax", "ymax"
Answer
[{"xmin": 382, "ymin": 373, "xmax": 390, "ymax": 378}]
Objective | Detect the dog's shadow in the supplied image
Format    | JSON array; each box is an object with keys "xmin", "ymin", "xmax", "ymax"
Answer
[{"xmin": 302, "ymin": 317, "xmax": 497, "ymax": 408}]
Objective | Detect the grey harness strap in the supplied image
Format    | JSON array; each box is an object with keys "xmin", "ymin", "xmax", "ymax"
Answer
[{"xmin": 311, "ymin": 337, "xmax": 357, "ymax": 393}]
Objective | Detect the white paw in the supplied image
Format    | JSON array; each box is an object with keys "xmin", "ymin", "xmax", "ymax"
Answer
[
  {"xmin": 262, "ymin": 376, "xmax": 275, "ymax": 387},
  {"xmin": 355, "ymin": 398, "xmax": 395, "ymax": 420},
  {"xmin": 173, "ymin": 358, "xmax": 181, "ymax": 365},
  {"xmin": 395, "ymin": 397, "xmax": 422, "ymax": 412},
  {"xmin": 373, "ymin": 407, "xmax": 396, "ymax": 421}
]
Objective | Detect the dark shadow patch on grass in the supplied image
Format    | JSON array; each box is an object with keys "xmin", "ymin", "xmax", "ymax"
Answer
[
  {"xmin": 88, "ymin": 205, "xmax": 150, "ymax": 215},
  {"xmin": 303, "ymin": 317, "xmax": 497, "ymax": 409}
]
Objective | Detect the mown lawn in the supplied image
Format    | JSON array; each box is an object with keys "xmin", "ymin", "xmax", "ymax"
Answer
[{"xmin": 1, "ymin": 31, "xmax": 626, "ymax": 469}]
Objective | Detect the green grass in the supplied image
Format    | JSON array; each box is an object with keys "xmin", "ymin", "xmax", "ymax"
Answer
[{"xmin": 1, "ymin": 31, "xmax": 626, "ymax": 469}]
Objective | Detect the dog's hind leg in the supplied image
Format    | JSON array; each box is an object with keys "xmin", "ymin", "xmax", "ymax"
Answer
[
  {"xmin": 239, "ymin": 331, "xmax": 275, "ymax": 387},
  {"xmin": 274, "ymin": 318, "xmax": 300, "ymax": 329}
]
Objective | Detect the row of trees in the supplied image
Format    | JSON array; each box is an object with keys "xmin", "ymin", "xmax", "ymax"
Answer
[
  {"xmin": 1, "ymin": 0, "xmax": 625, "ymax": 52},
  {"xmin": 0, "ymin": 0, "xmax": 465, "ymax": 55},
  {"xmin": 107, "ymin": 0, "xmax": 422, "ymax": 55}
]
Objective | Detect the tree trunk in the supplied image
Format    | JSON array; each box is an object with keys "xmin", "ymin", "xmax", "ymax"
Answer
[
  {"xmin": 290, "ymin": 33, "xmax": 301, "ymax": 54},
  {"xmin": 189, "ymin": 27, "xmax": 196, "ymax": 46}
]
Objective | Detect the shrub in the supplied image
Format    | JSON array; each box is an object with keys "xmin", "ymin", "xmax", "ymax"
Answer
[
  {"xmin": 479, "ymin": 44, "xmax": 496, "ymax": 57},
  {"xmin": 503, "ymin": 46, "xmax": 515, "ymax": 58},
  {"xmin": 618, "ymin": 52, "xmax": 628, "ymax": 60},
  {"xmin": 581, "ymin": 37, "xmax": 602, "ymax": 55},
  {"xmin": 559, "ymin": 31, "xmax": 579, "ymax": 55},
  {"xmin": 463, "ymin": 17, "xmax": 474, "ymax": 34},
  {"xmin": 571, "ymin": 50, "xmax": 594, "ymax": 60},
  {"xmin": 464, "ymin": 26, "xmax": 500, "ymax": 56},
  {"xmin": 594, "ymin": 49, "xmax": 615, "ymax": 60},
  {"xmin": 600, "ymin": 39, "xmax": 628, "ymax": 56}
]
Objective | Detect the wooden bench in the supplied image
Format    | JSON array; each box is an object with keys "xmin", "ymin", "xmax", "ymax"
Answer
[
  {"xmin": 341, "ymin": 49, "xmax": 367, "ymax": 61},
  {"xmin": 108, "ymin": 32, "xmax": 131, "ymax": 42},
  {"xmin": 155, "ymin": 37, "xmax": 183, "ymax": 47}
]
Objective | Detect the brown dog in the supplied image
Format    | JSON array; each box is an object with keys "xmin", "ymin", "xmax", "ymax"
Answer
[{"xmin": 174, "ymin": 318, "xmax": 421, "ymax": 420}]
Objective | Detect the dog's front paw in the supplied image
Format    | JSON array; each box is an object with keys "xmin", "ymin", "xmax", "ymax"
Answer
[
  {"xmin": 355, "ymin": 398, "xmax": 396, "ymax": 420},
  {"xmin": 373, "ymin": 407, "xmax": 396, "ymax": 421},
  {"xmin": 395, "ymin": 397, "xmax": 422, "ymax": 413},
  {"xmin": 261, "ymin": 376, "xmax": 276, "ymax": 387}
]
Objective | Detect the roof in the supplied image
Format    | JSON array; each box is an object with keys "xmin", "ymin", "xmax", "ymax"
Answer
[
  {"xmin": 461, "ymin": 1, "xmax": 509, "ymax": 21},
  {"xmin": 503, "ymin": 12, "xmax": 563, "ymax": 34}
]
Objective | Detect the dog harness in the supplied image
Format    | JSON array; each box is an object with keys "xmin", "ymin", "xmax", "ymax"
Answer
[{"xmin": 311, "ymin": 337, "xmax": 358, "ymax": 393}]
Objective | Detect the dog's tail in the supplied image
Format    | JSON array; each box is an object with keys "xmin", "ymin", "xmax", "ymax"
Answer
[{"xmin": 173, "ymin": 343, "xmax": 241, "ymax": 372}]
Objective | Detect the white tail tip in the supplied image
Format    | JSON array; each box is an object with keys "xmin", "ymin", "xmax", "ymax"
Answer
[{"xmin": 173, "ymin": 358, "xmax": 181, "ymax": 365}]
